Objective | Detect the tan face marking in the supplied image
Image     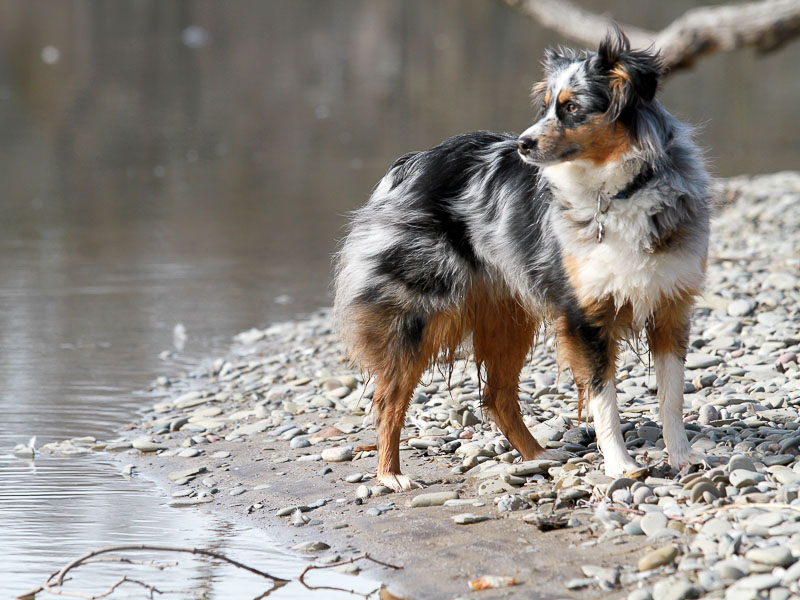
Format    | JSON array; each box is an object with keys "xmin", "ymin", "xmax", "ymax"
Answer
[
  {"xmin": 557, "ymin": 89, "xmax": 573, "ymax": 104},
  {"xmin": 544, "ymin": 91, "xmax": 551, "ymax": 106}
]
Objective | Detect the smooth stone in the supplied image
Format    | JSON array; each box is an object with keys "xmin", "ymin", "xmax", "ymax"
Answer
[
  {"xmin": 638, "ymin": 426, "xmax": 662, "ymax": 443},
  {"xmin": 607, "ymin": 477, "xmax": 637, "ymax": 498},
  {"xmin": 168, "ymin": 466, "xmax": 207, "ymax": 481},
  {"xmin": 702, "ymin": 518, "xmax": 733, "ymax": 537},
  {"xmin": 211, "ymin": 451, "xmax": 231, "ymax": 458},
  {"xmin": 728, "ymin": 299, "xmax": 756, "ymax": 317},
  {"xmin": 641, "ymin": 512, "xmax": 669, "ymax": 536},
  {"xmin": 132, "ymin": 437, "xmax": 168, "ymax": 452},
  {"xmin": 178, "ymin": 448, "xmax": 200, "ymax": 458},
  {"xmin": 698, "ymin": 569, "xmax": 725, "ymax": 591},
  {"xmin": 730, "ymin": 574, "xmax": 780, "ymax": 591},
  {"xmin": 745, "ymin": 546, "xmax": 795, "ymax": 567},
  {"xmin": 770, "ymin": 466, "xmax": 800, "ymax": 485},
  {"xmin": 290, "ymin": 437, "xmax": 311, "ymax": 449},
  {"xmin": 452, "ymin": 513, "xmax": 492, "ymax": 524},
  {"xmin": 691, "ymin": 481, "xmax": 721, "ymax": 503},
  {"xmin": 290, "ymin": 541, "xmax": 330, "ymax": 553},
  {"xmin": 229, "ymin": 487, "xmax": 246, "ymax": 496},
  {"xmin": 638, "ymin": 545, "xmax": 679, "ymax": 571},
  {"xmin": 652, "ymin": 578, "xmax": 700, "ymax": 600},
  {"xmin": 345, "ymin": 473, "xmax": 363, "ymax": 483},
  {"xmin": 730, "ymin": 469, "xmax": 765, "ymax": 489},
  {"xmin": 698, "ymin": 404, "xmax": 720, "ymax": 425},
  {"xmin": 410, "ymin": 491, "xmax": 459, "ymax": 508},
  {"xmin": 505, "ymin": 460, "xmax": 560, "ymax": 477},
  {"xmin": 565, "ymin": 578, "xmax": 594, "ymax": 590},
  {"xmin": 728, "ymin": 455, "xmax": 757, "ymax": 473},
  {"xmin": 628, "ymin": 589, "xmax": 653, "ymax": 600},
  {"xmin": 321, "ymin": 446, "xmax": 353, "ymax": 462},
  {"xmin": 356, "ymin": 485, "xmax": 371, "ymax": 499},
  {"xmin": 685, "ymin": 353, "xmax": 722, "ymax": 369},
  {"xmin": 623, "ymin": 519, "xmax": 644, "ymax": 536},
  {"xmin": 478, "ymin": 479, "xmax": 514, "ymax": 496}
]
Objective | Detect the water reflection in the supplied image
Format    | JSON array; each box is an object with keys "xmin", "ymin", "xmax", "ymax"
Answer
[
  {"xmin": 1, "ymin": 454, "xmax": 378, "ymax": 599},
  {"xmin": 0, "ymin": 0, "xmax": 797, "ymax": 597}
]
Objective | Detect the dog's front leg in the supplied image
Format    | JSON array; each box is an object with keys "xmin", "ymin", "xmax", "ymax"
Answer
[
  {"xmin": 591, "ymin": 378, "xmax": 639, "ymax": 477},
  {"xmin": 556, "ymin": 316, "xmax": 637, "ymax": 477},
  {"xmin": 648, "ymin": 300, "xmax": 706, "ymax": 471}
]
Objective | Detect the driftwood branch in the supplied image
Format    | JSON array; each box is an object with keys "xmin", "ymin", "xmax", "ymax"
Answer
[
  {"xmin": 499, "ymin": 0, "xmax": 800, "ymax": 74},
  {"xmin": 17, "ymin": 544, "xmax": 289, "ymax": 600},
  {"xmin": 17, "ymin": 544, "xmax": 403, "ymax": 600},
  {"xmin": 299, "ymin": 553, "xmax": 403, "ymax": 598}
]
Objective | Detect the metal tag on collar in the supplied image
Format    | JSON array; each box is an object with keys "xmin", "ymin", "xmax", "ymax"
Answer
[{"xmin": 594, "ymin": 193, "xmax": 607, "ymax": 243}]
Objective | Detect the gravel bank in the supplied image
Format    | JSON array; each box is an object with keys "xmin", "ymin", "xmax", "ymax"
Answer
[{"xmin": 50, "ymin": 172, "xmax": 800, "ymax": 599}]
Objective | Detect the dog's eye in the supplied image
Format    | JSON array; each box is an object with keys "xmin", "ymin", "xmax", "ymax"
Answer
[{"xmin": 565, "ymin": 102, "xmax": 579, "ymax": 113}]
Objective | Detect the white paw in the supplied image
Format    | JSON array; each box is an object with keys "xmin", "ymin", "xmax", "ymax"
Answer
[
  {"xmin": 539, "ymin": 449, "xmax": 576, "ymax": 463},
  {"xmin": 668, "ymin": 448, "xmax": 708, "ymax": 472},
  {"xmin": 377, "ymin": 473, "xmax": 422, "ymax": 492},
  {"xmin": 602, "ymin": 454, "xmax": 640, "ymax": 478}
]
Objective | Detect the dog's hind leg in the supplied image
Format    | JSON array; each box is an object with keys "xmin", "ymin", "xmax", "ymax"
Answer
[
  {"xmin": 473, "ymin": 298, "xmax": 545, "ymax": 460},
  {"xmin": 648, "ymin": 296, "xmax": 706, "ymax": 472},
  {"xmin": 373, "ymin": 373, "xmax": 423, "ymax": 492},
  {"xmin": 368, "ymin": 311, "xmax": 460, "ymax": 492}
]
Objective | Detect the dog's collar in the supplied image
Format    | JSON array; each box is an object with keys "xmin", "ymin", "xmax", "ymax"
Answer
[{"xmin": 594, "ymin": 165, "xmax": 655, "ymax": 243}]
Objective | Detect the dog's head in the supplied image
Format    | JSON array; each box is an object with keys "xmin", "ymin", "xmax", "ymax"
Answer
[{"xmin": 518, "ymin": 29, "xmax": 662, "ymax": 166}]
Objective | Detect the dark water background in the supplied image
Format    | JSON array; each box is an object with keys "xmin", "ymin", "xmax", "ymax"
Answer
[{"xmin": 1, "ymin": 0, "xmax": 798, "ymax": 597}]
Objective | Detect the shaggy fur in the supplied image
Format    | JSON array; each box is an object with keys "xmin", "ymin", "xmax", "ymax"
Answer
[{"xmin": 334, "ymin": 30, "xmax": 710, "ymax": 491}]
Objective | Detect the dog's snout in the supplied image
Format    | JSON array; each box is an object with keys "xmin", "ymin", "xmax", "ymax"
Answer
[{"xmin": 517, "ymin": 137, "xmax": 537, "ymax": 156}]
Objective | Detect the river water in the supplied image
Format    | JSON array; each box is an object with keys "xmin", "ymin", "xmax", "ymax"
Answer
[{"xmin": 1, "ymin": 1, "xmax": 798, "ymax": 597}]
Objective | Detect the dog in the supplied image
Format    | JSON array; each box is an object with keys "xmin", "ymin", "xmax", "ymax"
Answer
[{"xmin": 333, "ymin": 30, "xmax": 710, "ymax": 491}]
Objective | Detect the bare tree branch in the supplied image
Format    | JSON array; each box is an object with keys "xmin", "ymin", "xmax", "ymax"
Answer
[
  {"xmin": 498, "ymin": 0, "xmax": 800, "ymax": 74},
  {"xmin": 16, "ymin": 544, "xmax": 289, "ymax": 600}
]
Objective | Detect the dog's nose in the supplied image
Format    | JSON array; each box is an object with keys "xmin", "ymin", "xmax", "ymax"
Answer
[{"xmin": 517, "ymin": 137, "xmax": 537, "ymax": 155}]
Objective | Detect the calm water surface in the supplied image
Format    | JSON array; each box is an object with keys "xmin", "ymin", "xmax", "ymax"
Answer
[{"xmin": 1, "ymin": 1, "xmax": 798, "ymax": 597}]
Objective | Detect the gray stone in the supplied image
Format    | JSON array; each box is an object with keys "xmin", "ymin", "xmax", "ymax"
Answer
[
  {"xmin": 410, "ymin": 491, "xmax": 458, "ymax": 508},
  {"xmin": 321, "ymin": 446, "xmax": 353, "ymax": 462},
  {"xmin": 641, "ymin": 512, "xmax": 669, "ymax": 536},
  {"xmin": 628, "ymin": 589, "xmax": 653, "ymax": 600},
  {"xmin": 356, "ymin": 485, "xmax": 371, "ymax": 499},
  {"xmin": 685, "ymin": 353, "xmax": 722, "ymax": 369},
  {"xmin": 506, "ymin": 459, "xmax": 560, "ymax": 477},
  {"xmin": 745, "ymin": 546, "xmax": 795, "ymax": 567},
  {"xmin": 730, "ymin": 469, "xmax": 765, "ymax": 489},
  {"xmin": 132, "ymin": 437, "xmax": 168, "ymax": 452},
  {"xmin": 345, "ymin": 473, "xmax": 363, "ymax": 483},
  {"xmin": 698, "ymin": 404, "xmax": 720, "ymax": 425},
  {"xmin": 638, "ymin": 545, "xmax": 679, "ymax": 571},
  {"xmin": 452, "ymin": 513, "xmax": 492, "ymax": 524},
  {"xmin": 652, "ymin": 578, "xmax": 700, "ymax": 600},
  {"xmin": 290, "ymin": 541, "xmax": 330, "ymax": 553},
  {"xmin": 730, "ymin": 574, "xmax": 780, "ymax": 591},
  {"xmin": 229, "ymin": 486, "xmax": 246, "ymax": 496},
  {"xmin": 728, "ymin": 455, "xmax": 757, "ymax": 473},
  {"xmin": 728, "ymin": 299, "xmax": 756, "ymax": 317}
]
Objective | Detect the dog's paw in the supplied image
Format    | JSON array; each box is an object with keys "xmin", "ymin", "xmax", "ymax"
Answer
[
  {"xmin": 377, "ymin": 473, "xmax": 422, "ymax": 492},
  {"xmin": 602, "ymin": 454, "xmax": 640, "ymax": 478},
  {"xmin": 668, "ymin": 448, "xmax": 708, "ymax": 472},
  {"xmin": 539, "ymin": 449, "xmax": 576, "ymax": 463}
]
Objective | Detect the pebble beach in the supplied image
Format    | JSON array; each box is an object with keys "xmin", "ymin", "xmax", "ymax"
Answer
[{"xmin": 41, "ymin": 172, "xmax": 800, "ymax": 599}]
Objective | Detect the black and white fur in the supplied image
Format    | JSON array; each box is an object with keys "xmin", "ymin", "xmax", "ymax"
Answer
[{"xmin": 334, "ymin": 30, "xmax": 710, "ymax": 491}]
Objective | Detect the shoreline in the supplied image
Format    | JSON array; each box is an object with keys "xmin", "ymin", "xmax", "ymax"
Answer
[{"xmin": 52, "ymin": 172, "xmax": 800, "ymax": 599}]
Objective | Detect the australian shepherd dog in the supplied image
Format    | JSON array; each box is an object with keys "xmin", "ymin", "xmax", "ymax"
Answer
[{"xmin": 334, "ymin": 30, "xmax": 710, "ymax": 491}]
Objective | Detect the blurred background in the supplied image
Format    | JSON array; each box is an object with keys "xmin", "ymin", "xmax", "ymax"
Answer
[{"xmin": 0, "ymin": 0, "xmax": 798, "ymax": 597}]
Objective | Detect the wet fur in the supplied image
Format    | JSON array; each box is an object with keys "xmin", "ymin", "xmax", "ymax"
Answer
[{"xmin": 334, "ymin": 30, "xmax": 711, "ymax": 488}]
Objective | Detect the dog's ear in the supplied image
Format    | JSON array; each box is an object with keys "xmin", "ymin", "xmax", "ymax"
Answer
[{"xmin": 596, "ymin": 26, "xmax": 662, "ymax": 119}]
